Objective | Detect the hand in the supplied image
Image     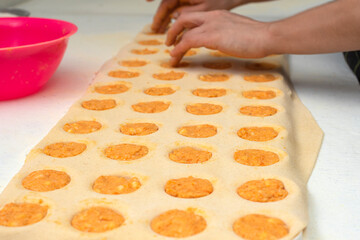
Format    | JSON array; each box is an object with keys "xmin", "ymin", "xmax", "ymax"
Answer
[
  {"xmin": 166, "ymin": 10, "xmax": 272, "ymax": 66},
  {"xmin": 148, "ymin": 0, "xmax": 246, "ymax": 33}
]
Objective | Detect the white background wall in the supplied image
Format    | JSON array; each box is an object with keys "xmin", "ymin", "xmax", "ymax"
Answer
[{"xmin": 13, "ymin": 0, "xmax": 330, "ymax": 20}]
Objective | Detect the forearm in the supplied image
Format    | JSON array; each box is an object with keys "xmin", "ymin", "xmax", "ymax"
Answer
[{"xmin": 266, "ymin": 0, "xmax": 360, "ymax": 55}]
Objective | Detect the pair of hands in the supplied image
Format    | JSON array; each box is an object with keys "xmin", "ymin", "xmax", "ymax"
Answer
[{"xmin": 147, "ymin": 0, "xmax": 272, "ymax": 66}]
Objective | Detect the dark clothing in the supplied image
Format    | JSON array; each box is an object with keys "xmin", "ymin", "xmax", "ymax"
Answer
[{"xmin": 343, "ymin": 51, "xmax": 360, "ymax": 83}]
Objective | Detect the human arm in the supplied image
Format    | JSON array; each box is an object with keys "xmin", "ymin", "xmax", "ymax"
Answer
[
  {"xmin": 147, "ymin": 0, "xmax": 274, "ymax": 33},
  {"xmin": 166, "ymin": 0, "xmax": 360, "ymax": 66}
]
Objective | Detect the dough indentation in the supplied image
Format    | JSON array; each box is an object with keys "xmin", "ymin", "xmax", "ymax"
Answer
[
  {"xmin": 237, "ymin": 179, "xmax": 288, "ymax": 202},
  {"xmin": 43, "ymin": 142, "xmax": 86, "ymax": 158},
  {"xmin": 244, "ymin": 74, "xmax": 278, "ymax": 82},
  {"xmin": 237, "ymin": 127, "xmax": 278, "ymax": 142},
  {"xmin": 234, "ymin": 149, "xmax": 280, "ymax": 166},
  {"xmin": 93, "ymin": 176, "xmax": 141, "ymax": 194},
  {"xmin": 144, "ymin": 87, "xmax": 176, "ymax": 96},
  {"xmin": 192, "ymin": 88, "xmax": 226, "ymax": 98},
  {"xmin": 120, "ymin": 123, "xmax": 159, "ymax": 136},
  {"xmin": 165, "ymin": 176, "xmax": 213, "ymax": 198},
  {"xmin": 199, "ymin": 73, "xmax": 230, "ymax": 82},
  {"xmin": 63, "ymin": 121, "xmax": 102, "ymax": 134},
  {"xmin": 81, "ymin": 99, "xmax": 116, "ymax": 111},
  {"xmin": 95, "ymin": 84, "xmax": 129, "ymax": 94},
  {"xmin": 186, "ymin": 103, "xmax": 223, "ymax": 115},
  {"xmin": 108, "ymin": 70, "xmax": 140, "ymax": 78},
  {"xmin": 153, "ymin": 71, "xmax": 185, "ymax": 80},
  {"xmin": 242, "ymin": 90, "xmax": 277, "ymax": 100},
  {"xmin": 132, "ymin": 101, "xmax": 170, "ymax": 113},
  {"xmin": 0, "ymin": 203, "xmax": 48, "ymax": 227},
  {"xmin": 169, "ymin": 147, "xmax": 212, "ymax": 164},
  {"xmin": 22, "ymin": 170, "xmax": 70, "ymax": 192},
  {"xmin": 233, "ymin": 214, "xmax": 289, "ymax": 240},
  {"xmin": 120, "ymin": 59, "xmax": 148, "ymax": 67},
  {"xmin": 240, "ymin": 106, "xmax": 277, "ymax": 117},
  {"xmin": 104, "ymin": 144, "xmax": 149, "ymax": 161},
  {"xmin": 151, "ymin": 209, "xmax": 206, "ymax": 238},
  {"xmin": 71, "ymin": 207, "xmax": 124, "ymax": 233},
  {"xmin": 178, "ymin": 124, "xmax": 217, "ymax": 138}
]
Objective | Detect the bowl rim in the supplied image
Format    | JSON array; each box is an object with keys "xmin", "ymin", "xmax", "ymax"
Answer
[{"xmin": 0, "ymin": 17, "xmax": 78, "ymax": 52}]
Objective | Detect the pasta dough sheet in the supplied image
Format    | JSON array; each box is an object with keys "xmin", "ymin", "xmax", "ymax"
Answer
[{"xmin": 0, "ymin": 25, "xmax": 323, "ymax": 240}]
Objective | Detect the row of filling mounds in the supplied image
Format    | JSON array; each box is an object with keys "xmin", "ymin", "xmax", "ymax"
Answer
[
  {"xmin": 91, "ymin": 81, "xmax": 279, "ymax": 99},
  {"xmin": 0, "ymin": 201, "xmax": 292, "ymax": 239},
  {"xmin": 18, "ymin": 168, "xmax": 292, "ymax": 203},
  {"xmin": 105, "ymin": 64, "xmax": 281, "ymax": 82},
  {"xmin": 62, "ymin": 119, "xmax": 285, "ymax": 139},
  {"xmin": 80, "ymin": 99, "xmax": 282, "ymax": 116},
  {"xmin": 79, "ymin": 82, "xmax": 282, "ymax": 114},
  {"xmin": 39, "ymin": 138, "xmax": 286, "ymax": 165},
  {"xmin": 90, "ymin": 80, "xmax": 281, "ymax": 99}
]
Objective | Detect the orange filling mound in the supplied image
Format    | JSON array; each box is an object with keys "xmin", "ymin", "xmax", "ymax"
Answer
[
  {"xmin": 186, "ymin": 103, "xmax": 223, "ymax": 115},
  {"xmin": 71, "ymin": 207, "xmax": 124, "ymax": 233},
  {"xmin": 151, "ymin": 209, "xmax": 206, "ymax": 238},
  {"xmin": 209, "ymin": 50, "xmax": 231, "ymax": 57},
  {"xmin": 184, "ymin": 49, "xmax": 197, "ymax": 56},
  {"xmin": 165, "ymin": 176, "xmax": 213, "ymax": 198},
  {"xmin": 237, "ymin": 127, "xmax": 278, "ymax": 142},
  {"xmin": 43, "ymin": 142, "xmax": 86, "ymax": 158},
  {"xmin": 234, "ymin": 149, "xmax": 280, "ymax": 166},
  {"xmin": 178, "ymin": 124, "xmax": 217, "ymax": 138},
  {"xmin": 120, "ymin": 59, "xmax": 148, "ymax": 67},
  {"xmin": 242, "ymin": 90, "xmax": 277, "ymax": 100},
  {"xmin": 244, "ymin": 74, "xmax": 278, "ymax": 82},
  {"xmin": 131, "ymin": 48, "xmax": 158, "ymax": 55},
  {"xmin": 120, "ymin": 122, "xmax": 159, "ymax": 136},
  {"xmin": 240, "ymin": 106, "xmax": 277, "ymax": 117},
  {"xmin": 94, "ymin": 84, "xmax": 129, "ymax": 94},
  {"xmin": 164, "ymin": 49, "xmax": 197, "ymax": 56},
  {"xmin": 160, "ymin": 61, "xmax": 189, "ymax": 68},
  {"xmin": 132, "ymin": 101, "xmax": 170, "ymax": 113},
  {"xmin": 245, "ymin": 62, "xmax": 278, "ymax": 70},
  {"xmin": 104, "ymin": 143, "xmax": 148, "ymax": 161},
  {"xmin": 192, "ymin": 88, "xmax": 226, "ymax": 98},
  {"xmin": 108, "ymin": 70, "xmax": 140, "ymax": 78},
  {"xmin": 237, "ymin": 179, "xmax": 288, "ymax": 202},
  {"xmin": 169, "ymin": 147, "xmax": 212, "ymax": 164},
  {"xmin": 199, "ymin": 73, "xmax": 230, "ymax": 82},
  {"xmin": 233, "ymin": 214, "xmax": 289, "ymax": 240},
  {"xmin": 202, "ymin": 61, "xmax": 232, "ymax": 70},
  {"xmin": 93, "ymin": 176, "xmax": 141, "ymax": 194},
  {"xmin": 22, "ymin": 170, "xmax": 70, "ymax": 192},
  {"xmin": 138, "ymin": 39, "xmax": 163, "ymax": 45},
  {"xmin": 81, "ymin": 99, "xmax": 116, "ymax": 111},
  {"xmin": 63, "ymin": 120, "xmax": 102, "ymax": 134},
  {"xmin": 0, "ymin": 203, "xmax": 48, "ymax": 227},
  {"xmin": 153, "ymin": 71, "xmax": 185, "ymax": 80},
  {"xmin": 144, "ymin": 87, "xmax": 176, "ymax": 96}
]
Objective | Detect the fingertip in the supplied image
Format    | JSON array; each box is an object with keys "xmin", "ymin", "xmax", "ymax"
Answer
[{"xmin": 169, "ymin": 56, "xmax": 181, "ymax": 67}]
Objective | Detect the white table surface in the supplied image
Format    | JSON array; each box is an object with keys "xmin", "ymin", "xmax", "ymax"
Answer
[{"xmin": 1, "ymin": 1, "xmax": 360, "ymax": 239}]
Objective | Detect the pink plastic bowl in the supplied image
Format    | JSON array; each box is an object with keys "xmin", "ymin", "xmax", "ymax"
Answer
[{"xmin": 0, "ymin": 17, "xmax": 77, "ymax": 100}]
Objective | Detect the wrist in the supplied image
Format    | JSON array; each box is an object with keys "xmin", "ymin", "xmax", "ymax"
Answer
[{"xmin": 262, "ymin": 21, "xmax": 282, "ymax": 56}]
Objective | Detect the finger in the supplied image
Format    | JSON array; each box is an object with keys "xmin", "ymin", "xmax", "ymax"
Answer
[
  {"xmin": 165, "ymin": 11, "xmax": 206, "ymax": 46},
  {"xmin": 169, "ymin": 27, "xmax": 206, "ymax": 66},
  {"xmin": 172, "ymin": 3, "xmax": 206, "ymax": 19},
  {"xmin": 158, "ymin": 14, "xmax": 172, "ymax": 33},
  {"xmin": 151, "ymin": 0, "xmax": 178, "ymax": 33}
]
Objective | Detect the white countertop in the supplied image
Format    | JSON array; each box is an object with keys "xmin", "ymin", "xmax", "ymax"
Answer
[{"xmin": 1, "ymin": 0, "xmax": 359, "ymax": 239}]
